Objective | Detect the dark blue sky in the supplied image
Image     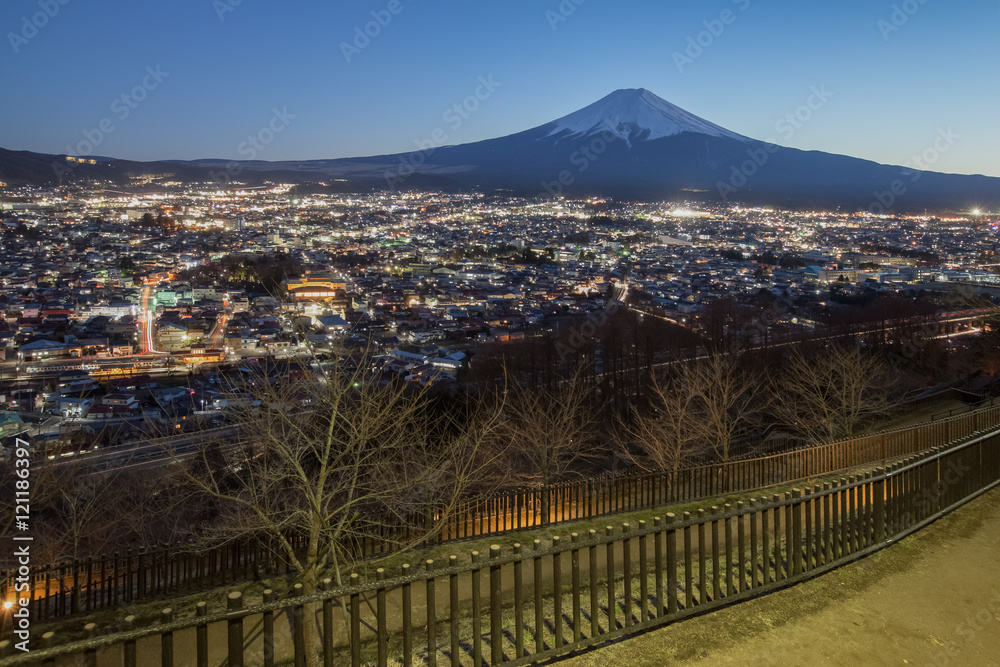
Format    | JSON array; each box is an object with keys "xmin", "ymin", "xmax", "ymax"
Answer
[{"xmin": 2, "ymin": 0, "xmax": 997, "ymax": 176}]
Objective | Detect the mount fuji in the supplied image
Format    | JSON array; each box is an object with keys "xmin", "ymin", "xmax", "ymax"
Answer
[
  {"xmin": 212, "ymin": 87, "xmax": 999, "ymax": 211},
  {"xmin": 3, "ymin": 88, "xmax": 998, "ymax": 211},
  {"xmin": 543, "ymin": 88, "xmax": 751, "ymax": 145}
]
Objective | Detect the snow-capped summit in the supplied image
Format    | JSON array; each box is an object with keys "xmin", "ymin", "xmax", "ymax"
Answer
[{"xmin": 545, "ymin": 88, "xmax": 750, "ymax": 145}]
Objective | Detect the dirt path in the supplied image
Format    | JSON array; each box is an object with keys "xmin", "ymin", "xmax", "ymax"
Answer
[{"xmin": 561, "ymin": 487, "xmax": 1000, "ymax": 667}]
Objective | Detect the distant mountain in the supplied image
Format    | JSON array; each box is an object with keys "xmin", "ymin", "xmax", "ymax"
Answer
[
  {"xmin": 544, "ymin": 88, "xmax": 751, "ymax": 144},
  {"xmin": 2, "ymin": 88, "xmax": 998, "ymax": 212}
]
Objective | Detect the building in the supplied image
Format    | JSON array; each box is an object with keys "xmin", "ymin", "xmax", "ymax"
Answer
[{"xmin": 285, "ymin": 275, "xmax": 350, "ymax": 300}]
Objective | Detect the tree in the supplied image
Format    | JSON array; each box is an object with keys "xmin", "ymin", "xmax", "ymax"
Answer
[
  {"xmin": 618, "ymin": 367, "xmax": 705, "ymax": 478},
  {"xmin": 689, "ymin": 352, "xmax": 763, "ymax": 463},
  {"xmin": 43, "ymin": 458, "xmax": 189, "ymax": 561},
  {"xmin": 495, "ymin": 368, "xmax": 596, "ymax": 523},
  {"xmin": 971, "ymin": 313, "xmax": 1000, "ymax": 375},
  {"xmin": 770, "ymin": 344, "xmax": 900, "ymax": 443},
  {"xmin": 0, "ymin": 448, "xmax": 188, "ymax": 565},
  {"xmin": 118, "ymin": 256, "xmax": 137, "ymax": 276},
  {"xmin": 0, "ymin": 446, "xmax": 63, "ymax": 560},
  {"xmin": 170, "ymin": 364, "xmax": 503, "ymax": 593}
]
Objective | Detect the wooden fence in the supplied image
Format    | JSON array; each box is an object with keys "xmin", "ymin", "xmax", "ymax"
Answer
[
  {"xmin": 3, "ymin": 424, "xmax": 999, "ymax": 665},
  {"xmin": 3, "ymin": 404, "xmax": 1000, "ymax": 625}
]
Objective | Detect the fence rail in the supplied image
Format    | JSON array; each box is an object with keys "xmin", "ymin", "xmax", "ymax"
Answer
[
  {"xmin": 4, "ymin": 425, "xmax": 999, "ymax": 665},
  {"xmin": 3, "ymin": 404, "xmax": 1000, "ymax": 625}
]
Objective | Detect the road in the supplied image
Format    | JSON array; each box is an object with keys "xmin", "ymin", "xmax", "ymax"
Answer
[
  {"xmin": 138, "ymin": 282, "xmax": 159, "ymax": 355},
  {"xmin": 627, "ymin": 300, "xmax": 992, "ymax": 349},
  {"xmin": 209, "ymin": 297, "xmax": 229, "ymax": 348},
  {"xmin": 44, "ymin": 424, "xmax": 242, "ymax": 471}
]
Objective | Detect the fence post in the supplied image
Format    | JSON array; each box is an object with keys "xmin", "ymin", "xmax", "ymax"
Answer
[
  {"xmin": 377, "ymin": 569, "xmax": 389, "ymax": 667},
  {"xmin": 513, "ymin": 544, "xmax": 525, "ymax": 659},
  {"xmin": 402, "ymin": 564, "xmax": 413, "ymax": 667},
  {"xmin": 653, "ymin": 517, "xmax": 664, "ymax": 617},
  {"xmin": 542, "ymin": 483, "xmax": 550, "ymax": 526},
  {"xmin": 638, "ymin": 522, "xmax": 649, "ymax": 623},
  {"xmin": 41, "ymin": 632, "xmax": 55, "ymax": 665},
  {"xmin": 664, "ymin": 513, "xmax": 677, "ymax": 615},
  {"xmin": 533, "ymin": 541, "xmax": 544, "ymax": 656},
  {"xmin": 464, "ymin": 554, "xmax": 479, "ymax": 666},
  {"xmin": 259, "ymin": 590, "xmax": 275, "ymax": 667},
  {"xmin": 83, "ymin": 622, "xmax": 97, "ymax": 667},
  {"xmin": 791, "ymin": 489, "xmax": 803, "ymax": 577},
  {"xmin": 490, "ymin": 544, "xmax": 503, "ymax": 665},
  {"xmin": 622, "ymin": 524, "xmax": 632, "ymax": 627},
  {"xmin": 874, "ymin": 467, "xmax": 886, "ymax": 544},
  {"xmin": 290, "ymin": 583, "xmax": 306, "ymax": 667},
  {"xmin": 683, "ymin": 512, "xmax": 693, "ymax": 609},
  {"xmin": 196, "ymin": 601, "xmax": 209, "ymax": 667},
  {"xmin": 605, "ymin": 527, "xmax": 616, "ymax": 630},
  {"xmin": 348, "ymin": 574, "xmax": 361, "ymax": 667},
  {"xmin": 552, "ymin": 535, "xmax": 564, "ymax": 646},
  {"xmin": 696, "ymin": 510, "xmax": 707, "ymax": 605},
  {"xmin": 425, "ymin": 560, "xmax": 437, "ymax": 667},
  {"xmin": 123, "ymin": 615, "xmax": 136, "ymax": 667},
  {"xmin": 228, "ymin": 591, "xmax": 244, "ymax": 667},
  {"xmin": 71, "ymin": 559, "xmax": 81, "ymax": 614},
  {"xmin": 448, "ymin": 555, "xmax": 460, "ymax": 667},
  {"xmin": 710, "ymin": 510, "xmax": 721, "ymax": 601},
  {"xmin": 161, "ymin": 608, "xmax": 174, "ymax": 667},
  {"xmin": 321, "ymin": 578, "xmax": 334, "ymax": 667},
  {"xmin": 137, "ymin": 551, "xmax": 146, "ymax": 600}
]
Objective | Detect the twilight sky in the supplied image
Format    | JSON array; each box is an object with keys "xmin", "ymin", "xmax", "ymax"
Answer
[{"xmin": 2, "ymin": 0, "xmax": 998, "ymax": 176}]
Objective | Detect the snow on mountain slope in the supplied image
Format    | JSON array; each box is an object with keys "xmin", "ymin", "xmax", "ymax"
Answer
[{"xmin": 544, "ymin": 88, "xmax": 751, "ymax": 146}]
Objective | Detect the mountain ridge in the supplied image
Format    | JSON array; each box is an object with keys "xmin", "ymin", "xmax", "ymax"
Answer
[{"xmin": 1, "ymin": 89, "xmax": 997, "ymax": 213}]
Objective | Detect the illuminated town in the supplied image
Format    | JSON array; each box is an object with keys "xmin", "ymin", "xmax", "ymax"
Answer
[{"xmin": 0, "ymin": 177, "xmax": 996, "ymax": 450}]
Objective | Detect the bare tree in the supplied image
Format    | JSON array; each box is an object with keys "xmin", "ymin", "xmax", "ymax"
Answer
[
  {"xmin": 689, "ymin": 352, "xmax": 763, "ymax": 463},
  {"xmin": 617, "ymin": 367, "xmax": 705, "ymax": 477},
  {"xmin": 169, "ymin": 361, "xmax": 503, "ymax": 593},
  {"xmin": 0, "ymin": 446, "xmax": 66, "ymax": 565},
  {"xmin": 497, "ymin": 368, "xmax": 597, "ymax": 524},
  {"xmin": 770, "ymin": 344, "xmax": 900, "ymax": 443},
  {"xmin": 49, "ymin": 466, "xmax": 127, "ymax": 560},
  {"xmin": 0, "ymin": 446, "xmax": 183, "ymax": 565}
]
